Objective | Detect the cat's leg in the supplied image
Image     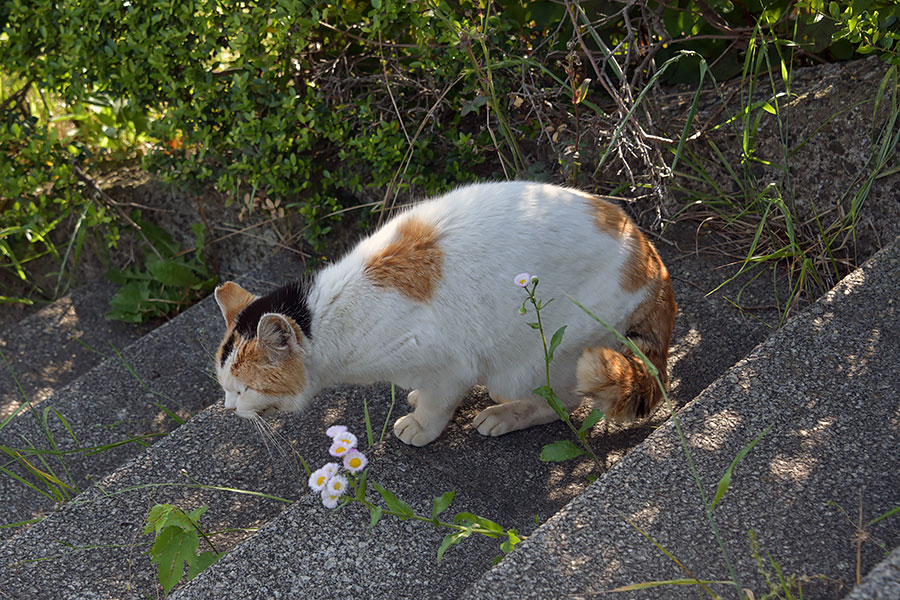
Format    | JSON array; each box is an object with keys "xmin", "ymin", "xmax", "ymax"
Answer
[
  {"xmin": 473, "ymin": 393, "xmax": 583, "ymax": 437},
  {"xmin": 393, "ymin": 380, "xmax": 468, "ymax": 447}
]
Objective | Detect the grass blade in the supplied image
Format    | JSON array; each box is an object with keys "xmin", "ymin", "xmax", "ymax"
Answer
[
  {"xmin": 711, "ymin": 424, "xmax": 772, "ymax": 511},
  {"xmin": 609, "ymin": 578, "xmax": 733, "ymax": 592}
]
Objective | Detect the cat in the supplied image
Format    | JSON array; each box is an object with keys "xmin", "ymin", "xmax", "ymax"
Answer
[{"xmin": 213, "ymin": 181, "xmax": 676, "ymax": 446}]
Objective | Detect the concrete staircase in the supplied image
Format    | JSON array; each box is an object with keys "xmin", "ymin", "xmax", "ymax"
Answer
[{"xmin": 0, "ymin": 236, "xmax": 897, "ymax": 599}]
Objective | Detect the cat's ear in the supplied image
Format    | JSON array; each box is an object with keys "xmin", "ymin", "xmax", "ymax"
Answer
[
  {"xmin": 215, "ymin": 282, "xmax": 256, "ymax": 326},
  {"xmin": 257, "ymin": 313, "xmax": 304, "ymax": 363}
]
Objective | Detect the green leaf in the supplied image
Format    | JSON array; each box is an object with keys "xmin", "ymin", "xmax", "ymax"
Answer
[
  {"xmin": 436, "ymin": 530, "xmax": 469, "ymax": 564},
  {"xmin": 145, "ymin": 504, "xmax": 206, "ymax": 536},
  {"xmin": 136, "ymin": 219, "xmax": 178, "ymax": 255},
  {"xmin": 145, "ymin": 504, "xmax": 177, "ymax": 535},
  {"xmin": 540, "ymin": 440, "xmax": 586, "ymax": 462},
  {"xmin": 500, "ymin": 528, "xmax": 521, "ymax": 554},
  {"xmin": 547, "ymin": 325, "xmax": 567, "ymax": 363},
  {"xmin": 453, "ymin": 512, "xmax": 504, "ymax": 535},
  {"xmin": 187, "ymin": 551, "xmax": 222, "ymax": 580},
  {"xmin": 148, "ymin": 259, "xmax": 201, "ymax": 288},
  {"xmin": 578, "ymin": 408, "xmax": 605, "ymax": 434},
  {"xmin": 150, "ymin": 526, "xmax": 199, "ymax": 594},
  {"xmin": 432, "ymin": 490, "xmax": 455, "ymax": 522},
  {"xmin": 711, "ymin": 425, "xmax": 772, "ymax": 511},
  {"xmin": 371, "ymin": 482, "xmax": 414, "ymax": 520},
  {"xmin": 533, "ymin": 385, "xmax": 568, "ymax": 421},
  {"xmin": 368, "ymin": 504, "xmax": 383, "ymax": 530},
  {"xmin": 108, "ymin": 281, "xmax": 150, "ymax": 320},
  {"xmin": 461, "ymin": 94, "xmax": 489, "ymax": 117}
]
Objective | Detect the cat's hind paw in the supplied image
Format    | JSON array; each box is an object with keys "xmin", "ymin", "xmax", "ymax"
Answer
[
  {"xmin": 474, "ymin": 400, "xmax": 562, "ymax": 437},
  {"xmin": 473, "ymin": 404, "xmax": 522, "ymax": 437},
  {"xmin": 394, "ymin": 413, "xmax": 442, "ymax": 447}
]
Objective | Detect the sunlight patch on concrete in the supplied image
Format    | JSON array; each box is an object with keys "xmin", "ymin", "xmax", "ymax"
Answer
[{"xmin": 686, "ymin": 408, "xmax": 741, "ymax": 451}]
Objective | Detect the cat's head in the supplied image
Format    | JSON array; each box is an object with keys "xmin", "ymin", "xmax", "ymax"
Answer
[{"xmin": 213, "ymin": 281, "xmax": 312, "ymax": 418}]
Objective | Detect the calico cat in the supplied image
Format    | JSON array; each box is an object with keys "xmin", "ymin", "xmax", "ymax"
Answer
[{"xmin": 214, "ymin": 181, "xmax": 676, "ymax": 446}]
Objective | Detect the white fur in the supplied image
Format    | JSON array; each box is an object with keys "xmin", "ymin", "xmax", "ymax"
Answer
[{"xmin": 225, "ymin": 182, "xmax": 651, "ymax": 445}]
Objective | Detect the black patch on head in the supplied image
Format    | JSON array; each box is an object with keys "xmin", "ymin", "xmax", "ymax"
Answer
[
  {"xmin": 234, "ymin": 280, "xmax": 314, "ymax": 341},
  {"xmin": 220, "ymin": 331, "xmax": 236, "ymax": 367}
]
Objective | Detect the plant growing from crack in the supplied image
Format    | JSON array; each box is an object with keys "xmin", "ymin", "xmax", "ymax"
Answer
[
  {"xmin": 514, "ymin": 273, "xmax": 604, "ymax": 469},
  {"xmin": 145, "ymin": 503, "xmax": 224, "ymax": 595},
  {"xmin": 308, "ymin": 425, "xmax": 521, "ymax": 565}
]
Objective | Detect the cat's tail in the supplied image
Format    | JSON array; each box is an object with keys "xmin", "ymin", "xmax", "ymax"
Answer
[{"xmin": 575, "ymin": 263, "xmax": 677, "ymax": 422}]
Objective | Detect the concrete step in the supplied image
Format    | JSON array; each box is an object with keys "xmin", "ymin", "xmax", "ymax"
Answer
[
  {"xmin": 0, "ymin": 227, "xmax": 802, "ymax": 598},
  {"xmin": 845, "ymin": 545, "xmax": 900, "ymax": 600},
  {"xmin": 0, "ymin": 279, "xmax": 152, "ymax": 421},
  {"xmin": 0, "ymin": 253, "xmax": 301, "ymax": 541},
  {"xmin": 172, "ymin": 238, "xmax": 783, "ymax": 599},
  {"xmin": 463, "ymin": 235, "xmax": 900, "ymax": 600}
]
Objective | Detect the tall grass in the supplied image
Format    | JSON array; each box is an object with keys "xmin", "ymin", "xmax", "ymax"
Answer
[{"xmin": 671, "ymin": 26, "xmax": 899, "ymax": 325}]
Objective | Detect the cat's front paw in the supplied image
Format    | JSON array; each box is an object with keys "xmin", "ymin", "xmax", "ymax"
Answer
[{"xmin": 394, "ymin": 413, "xmax": 441, "ymax": 447}]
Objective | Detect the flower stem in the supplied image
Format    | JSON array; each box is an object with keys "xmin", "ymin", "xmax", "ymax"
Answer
[{"xmin": 524, "ymin": 282, "xmax": 602, "ymax": 469}]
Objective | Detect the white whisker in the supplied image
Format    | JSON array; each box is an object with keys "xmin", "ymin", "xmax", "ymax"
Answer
[{"xmin": 250, "ymin": 414, "xmax": 301, "ymax": 476}]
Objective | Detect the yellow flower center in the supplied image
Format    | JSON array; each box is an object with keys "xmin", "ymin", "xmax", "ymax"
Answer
[{"xmin": 349, "ymin": 457, "xmax": 361, "ymax": 468}]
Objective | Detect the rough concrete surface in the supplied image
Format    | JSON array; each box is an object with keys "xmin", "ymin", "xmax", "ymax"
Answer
[
  {"xmin": 0, "ymin": 279, "xmax": 152, "ymax": 420},
  {"xmin": 0, "ymin": 253, "xmax": 301, "ymax": 542},
  {"xmin": 0, "ymin": 219, "xmax": 794, "ymax": 598},
  {"xmin": 845, "ymin": 545, "xmax": 900, "ymax": 600},
  {"xmin": 465, "ymin": 236, "xmax": 900, "ymax": 600}
]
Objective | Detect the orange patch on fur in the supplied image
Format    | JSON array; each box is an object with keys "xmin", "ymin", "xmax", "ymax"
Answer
[
  {"xmin": 576, "ymin": 277, "xmax": 677, "ymax": 421},
  {"xmin": 587, "ymin": 195, "xmax": 666, "ymax": 293},
  {"xmin": 231, "ymin": 338, "xmax": 306, "ymax": 396},
  {"xmin": 622, "ymin": 234, "xmax": 668, "ymax": 293},
  {"xmin": 577, "ymin": 198, "xmax": 678, "ymax": 421},
  {"xmin": 577, "ymin": 347, "xmax": 653, "ymax": 422},
  {"xmin": 588, "ymin": 196, "xmax": 630, "ymax": 238},
  {"xmin": 215, "ymin": 282, "xmax": 256, "ymax": 326},
  {"xmin": 365, "ymin": 217, "xmax": 443, "ymax": 302}
]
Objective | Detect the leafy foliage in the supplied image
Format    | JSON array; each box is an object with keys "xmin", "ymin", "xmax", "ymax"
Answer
[
  {"xmin": 106, "ymin": 219, "xmax": 217, "ymax": 322},
  {"xmin": 145, "ymin": 503, "xmax": 223, "ymax": 595},
  {"xmin": 2, "ymin": 0, "xmax": 897, "ymax": 306}
]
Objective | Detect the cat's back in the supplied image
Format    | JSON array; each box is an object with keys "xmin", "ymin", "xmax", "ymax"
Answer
[
  {"xmin": 329, "ymin": 181, "xmax": 658, "ymax": 313},
  {"xmin": 410, "ymin": 182, "xmax": 636, "ymax": 274}
]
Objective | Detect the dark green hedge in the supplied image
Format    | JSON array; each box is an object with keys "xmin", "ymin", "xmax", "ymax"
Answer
[{"xmin": 2, "ymin": 0, "xmax": 898, "ymax": 306}]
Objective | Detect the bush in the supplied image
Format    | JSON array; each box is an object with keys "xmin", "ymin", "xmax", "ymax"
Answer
[{"xmin": 2, "ymin": 0, "xmax": 898, "ymax": 308}]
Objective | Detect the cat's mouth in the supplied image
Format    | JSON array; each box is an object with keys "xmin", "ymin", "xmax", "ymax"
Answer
[{"xmin": 230, "ymin": 403, "xmax": 280, "ymax": 419}]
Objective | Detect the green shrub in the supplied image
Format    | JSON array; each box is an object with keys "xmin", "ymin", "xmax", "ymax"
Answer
[{"xmin": 2, "ymin": 0, "xmax": 897, "ymax": 307}]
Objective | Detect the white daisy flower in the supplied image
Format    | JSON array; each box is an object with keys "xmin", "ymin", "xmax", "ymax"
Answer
[
  {"xmin": 343, "ymin": 449, "xmax": 368, "ymax": 474},
  {"xmin": 326, "ymin": 474, "xmax": 349, "ymax": 496},
  {"xmin": 334, "ymin": 431, "xmax": 358, "ymax": 449},
  {"xmin": 325, "ymin": 425, "xmax": 348, "ymax": 438},
  {"xmin": 514, "ymin": 272, "xmax": 531, "ymax": 287},
  {"xmin": 321, "ymin": 489, "xmax": 341, "ymax": 509},
  {"xmin": 329, "ymin": 439, "xmax": 353, "ymax": 457},
  {"xmin": 307, "ymin": 462, "xmax": 339, "ymax": 492}
]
